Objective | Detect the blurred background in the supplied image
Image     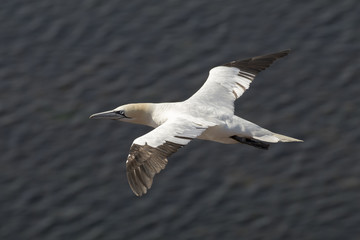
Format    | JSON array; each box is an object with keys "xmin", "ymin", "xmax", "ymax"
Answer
[{"xmin": 1, "ymin": 0, "xmax": 359, "ymax": 239}]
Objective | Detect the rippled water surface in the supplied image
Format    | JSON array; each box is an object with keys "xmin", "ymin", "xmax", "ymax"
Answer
[{"xmin": 1, "ymin": 0, "xmax": 359, "ymax": 239}]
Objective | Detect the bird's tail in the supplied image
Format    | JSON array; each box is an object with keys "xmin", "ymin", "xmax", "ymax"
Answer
[{"xmin": 273, "ymin": 133, "xmax": 303, "ymax": 142}]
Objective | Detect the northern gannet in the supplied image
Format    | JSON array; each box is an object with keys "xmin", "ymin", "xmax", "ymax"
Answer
[{"xmin": 90, "ymin": 50, "xmax": 302, "ymax": 196}]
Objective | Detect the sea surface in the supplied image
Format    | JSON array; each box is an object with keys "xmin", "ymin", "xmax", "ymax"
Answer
[{"xmin": 1, "ymin": 0, "xmax": 359, "ymax": 239}]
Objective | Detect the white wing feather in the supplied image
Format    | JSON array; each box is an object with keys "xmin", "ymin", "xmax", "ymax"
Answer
[
  {"xmin": 187, "ymin": 66, "xmax": 254, "ymax": 113},
  {"xmin": 186, "ymin": 50, "xmax": 291, "ymax": 114},
  {"xmin": 132, "ymin": 117, "xmax": 209, "ymax": 148}
]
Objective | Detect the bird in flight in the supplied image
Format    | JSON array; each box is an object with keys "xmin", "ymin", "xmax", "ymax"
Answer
[{"xmin": 90, "ymin": 50, "xmax": 302, "ymax": 196}]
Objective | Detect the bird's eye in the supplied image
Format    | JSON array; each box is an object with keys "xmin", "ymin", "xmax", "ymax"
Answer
[{"xmin": 115, "ymin": 110, "xmax": 124, "ymax": 115}]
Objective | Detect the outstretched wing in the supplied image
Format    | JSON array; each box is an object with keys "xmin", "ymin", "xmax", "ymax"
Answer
[
  {"xmin": 126, "ymin": 118, "xmax": 209, "ymax": 196},
  {"xmin": 187, "ymin": 50, "xmax": 290, "ymax": 113}
]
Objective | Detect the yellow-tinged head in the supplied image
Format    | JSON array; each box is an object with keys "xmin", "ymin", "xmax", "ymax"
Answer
[{"xmin": 89, "ymin": 103, "xmax": 155, "ymax": 126}]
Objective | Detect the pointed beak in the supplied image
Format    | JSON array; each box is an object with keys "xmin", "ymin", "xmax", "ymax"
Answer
[{"xmin": 89, "ymin": 110, "xmax": 119, "ymax": 119}]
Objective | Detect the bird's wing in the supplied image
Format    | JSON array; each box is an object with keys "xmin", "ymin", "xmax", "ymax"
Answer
[
  {"xmin": 126, "ymin": 117, "xmax": 211, "ymax": 196},
  {"xmin": 187, "ymin": 50, "xmax": 290, "ymax": 113}
]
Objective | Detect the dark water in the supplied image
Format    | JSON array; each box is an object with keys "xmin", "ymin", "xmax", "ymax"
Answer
[{"xmin": 1, "ymin": 0, "xmax": 359, "ymax": 239}]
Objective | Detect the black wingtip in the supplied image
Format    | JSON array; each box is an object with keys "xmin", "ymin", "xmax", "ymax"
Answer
[
  {"xmin": 282, "ymin": 49, "xmax": 291, "ymax": 53},
  {"xmin": 223, "ymin": 49, "xmax": 292, "ymax": 75},
  {"xmin": 275, "ymin": 49, "xmax": 291, "ymax": 57},
  {"xmin": 252, "ymin": 49, "xmax": 291, "ymax": 60}
]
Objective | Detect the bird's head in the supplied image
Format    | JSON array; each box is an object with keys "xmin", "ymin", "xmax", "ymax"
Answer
[{"xmin": 89, "ymin": 103, "xmax": 154, "ymax": 126}]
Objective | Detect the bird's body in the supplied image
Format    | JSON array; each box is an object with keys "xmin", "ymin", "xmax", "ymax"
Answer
[
  {"xmin": 90, "ymin": 50, "xmax": 302, "ymax": 196},
  {"xmin": 124, "ymin": 102, "xmax": 286, "ymax": 144}
]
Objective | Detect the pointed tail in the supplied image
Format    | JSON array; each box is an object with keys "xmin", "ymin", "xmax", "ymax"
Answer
[{"xmin": 273, "ymin": 133, "xmax": 303, "ymax": 142}]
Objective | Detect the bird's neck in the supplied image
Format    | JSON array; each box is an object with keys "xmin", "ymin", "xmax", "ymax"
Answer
[{"xmin": 124, "ymin": 103, "xmax": 176, "ymax": 128}]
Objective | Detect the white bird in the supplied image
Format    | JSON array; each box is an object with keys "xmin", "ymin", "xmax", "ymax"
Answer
[{"xmin": 90, "ymin": 50, "xmax": 302, "ymax": 196}]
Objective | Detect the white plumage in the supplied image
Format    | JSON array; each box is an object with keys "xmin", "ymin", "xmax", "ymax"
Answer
[{"xmin": 90, "ymin": 50, "xmax": 302, "ymax": 196}]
